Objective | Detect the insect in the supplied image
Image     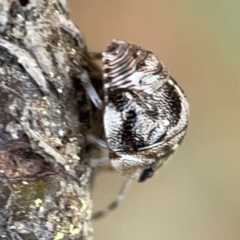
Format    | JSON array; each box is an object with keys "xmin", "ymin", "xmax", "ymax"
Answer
[{"xmin": 82, "ymin": 39, "xmax": 189, "ymax": 219}]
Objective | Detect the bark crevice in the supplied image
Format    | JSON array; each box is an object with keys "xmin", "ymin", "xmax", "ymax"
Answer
[{"xmin": 0, "ymin": 1, "xmax": 98, "ymax": 239}]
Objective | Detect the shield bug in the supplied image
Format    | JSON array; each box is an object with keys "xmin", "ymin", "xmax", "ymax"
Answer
[
  {"xmin": 101, "ymin": 39, "xmax": 189, "ymax": 180},
  {"xmin": 84, "ymin": 39, "xmax": 189, "ymax": 218}
]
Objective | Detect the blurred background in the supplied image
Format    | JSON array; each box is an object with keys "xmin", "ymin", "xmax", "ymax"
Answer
[{"xmin": 68, "ymin": 1, "xmax": 240, "ymax": 239}]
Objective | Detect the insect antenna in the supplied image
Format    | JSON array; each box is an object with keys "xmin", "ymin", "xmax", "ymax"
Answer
[{"xmin": 92, "ymin": 178, "xmax": 132, "ymax": 220}]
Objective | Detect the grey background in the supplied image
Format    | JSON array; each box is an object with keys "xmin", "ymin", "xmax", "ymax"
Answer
[{"xmin": 69, "ymin": 1, "xmax": 240, "ymax": 239}]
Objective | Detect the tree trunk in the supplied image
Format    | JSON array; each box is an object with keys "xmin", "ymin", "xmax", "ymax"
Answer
[{"xmin": 0, "ymin": 0, "xmax": 99, "ymax": 239}]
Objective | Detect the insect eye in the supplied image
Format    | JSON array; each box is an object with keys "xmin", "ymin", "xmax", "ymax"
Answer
[{"xmin": 138, "ymin": 167, "xmax": 154, "ymax": 182}]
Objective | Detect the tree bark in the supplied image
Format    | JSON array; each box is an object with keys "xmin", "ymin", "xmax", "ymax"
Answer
[{"xmin": 0, "ymin": 0, "xmax": 99, "ymax": 239}]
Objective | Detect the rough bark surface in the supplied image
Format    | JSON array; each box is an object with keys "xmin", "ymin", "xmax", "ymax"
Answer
[{"xmin": 0, "ymin": 0, "xmax": 100, "ymax": 239}]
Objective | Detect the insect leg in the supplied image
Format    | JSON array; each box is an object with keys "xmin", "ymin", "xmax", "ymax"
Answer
[
  {"xmin": 80, "ymin": 71, "xmax": 103, "ymax": 110},
  {"xmin": 90, "ymin": 157, "xmax": 110, "ymax": 168},
  {"xmin": 87, "ymin": 132, "xmax": 133, "ymax": 219},
  {"xmin": 89, "ymin": 52, "xmax": 102, "ymax": 60},
  {"xmin": 86, "ymin": 134, "xmax": 108, "ymax": 148},
  {"xmin": 92, "ymin": 178, "xmax": 133, "ymax": 220},
  {"xmin": 87, "ymin": 134, "xmax": 112, "ymax": 169}
]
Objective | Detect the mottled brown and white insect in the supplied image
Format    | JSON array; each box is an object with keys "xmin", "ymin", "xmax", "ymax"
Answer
[
  {"xmin": 101, "ymin": 39, "xmax": 189, "ymax": 182},
  {"xmin": 84, "ymin": 39, "xmax": 189, "ymax": 219}
]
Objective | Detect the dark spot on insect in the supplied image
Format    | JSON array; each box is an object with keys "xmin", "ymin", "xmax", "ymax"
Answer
[
  {"xmin": 126, "ymin": 110, "xmax": 137, "ymax": 121},
  {"xmin": 107, "ymin": 76, "xmax": 113, "ymax": 82},
  {"xmin": 104, "ymin": 59, "xmax": 110, "ymax": 64},
  {"xmin": 133, "ymin": 51, "xmax": 140, "ymax": 59},
  {"xmin": 163, "ymin": 82, "xmax": 182, "ymax": 125},
  {"xmin": 119, "ymin": 80, "xmax": 133, "ymax": 87},
  {"xmin": 138, "ymin": 167, "xmax": 154, "ymax": 182},
  {"xmin": 137, "ymin": 61, "xmax": 146, "ymax": 68},
  {"xmin": 133, "ymin": 53, "xmax": 137, "ymax": 59},
  {"xmin": 107, "ymin": 43, "xmax": 118, "ymax": 52},
  {"xmin": 123, "ymin": 125, "xmax": 132, "ymax": 131},
  {"xmin": 104, "ymin": 68, "xmax": 111, "ymax": 73},
  {"xmin": 19, "ymin": 0, "xmax": 29, "ymax": 6}
]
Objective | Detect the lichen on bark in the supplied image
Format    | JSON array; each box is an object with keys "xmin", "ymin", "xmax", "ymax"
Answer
[{"xmin": 0, "ymin": 0, "xmax": 99, "ymax": 239}]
